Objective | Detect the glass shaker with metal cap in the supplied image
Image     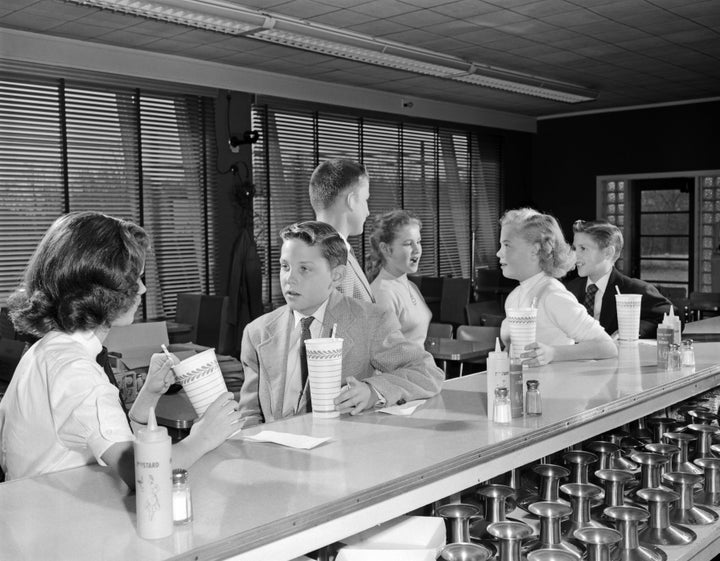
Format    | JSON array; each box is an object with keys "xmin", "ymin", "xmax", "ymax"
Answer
[
  {"xmin": 493, "ymin": 387, "xmax": 512, "ymax": 424},
  {"xmin": 525, "ymin": 379, "xmax": 542, "ymax": 416},
  {"xmin": 172, "ymin": 468, "xmax": 193, "ymax": 524}
]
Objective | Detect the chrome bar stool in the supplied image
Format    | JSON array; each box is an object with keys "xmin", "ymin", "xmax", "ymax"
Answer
[
  {"xmin": 694, "ymin": 457, "xmax": 720, "ymax": 506},
  {"xmin": 439, "ymin": 542, "xmax": 493, "ymax": 561},
  {"xmin": 560, "ymin": 483, "xmax": 607, "ymax": 539},
  {"xmin": 525, "ymin": 502, "xmax": 583, "ymax": 559},
  {"xmin": 645, "ymin": 418, "xmax": 678, "ymax": 444},
  {"xmin": 663, "ymin": 432, "xmax": 702, "ymax": 474},
  {"xmin": 603, "ymin": 505, "xmax": 667, "ymax": 561},
  {"xmin": 686, "ymin": 424, "xmax": 719, "ymax": 460},
  {"xmin": 574, "ymin": 527, "xmax": 621, "ymax": 561},
  {"xmin": 662, "ymin": 471, "xmax": 718, "ymax": 525},
  {"xmin": 592, "ymin": 469, "xmax": 635, "ymax": 522},
  {"xmin": 470, "ymin": 483, "xmax": 515, "ymax": 544},
  {"xmin": 629, "ymin": 452, "xmax": 669, "ymax": 493},
  {"xmin": 519, "ymin": 464, "xmax": 570, "ymax": 512},
  {"xmin": 436, "ymin": 503, "xmax": 481, "ymax": 544},
  {"xmin": 643, "ymin": 443, "xmax": 680, "ymax": 480},
  {"xmin": 486, "ymin": 521, "xmax": 533, "ymax": 561},
  {"xmin": 527, "ymin": 550, "xmax": 579, "ymax": 561},
  {"xmin": 636, "ymin": 488, "xmax": 696, "ymax": 546},
  {"xmin": 563, "ymin": 450, "xmax": 597, "ymax": 485}
]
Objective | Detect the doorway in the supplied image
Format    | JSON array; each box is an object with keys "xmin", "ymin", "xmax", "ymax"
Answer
[{"xmin": 630, "ymin": 177, "xmax": 694, "ymax": 298}]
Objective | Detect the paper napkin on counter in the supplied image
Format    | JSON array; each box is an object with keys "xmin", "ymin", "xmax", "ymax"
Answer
[
  {"xmin": 378, "ymin": 400, "xmax": 426, "ymax": 416},
  {"xmin": 242, "ymin": 430, "xmax": 331, "ymax": 449}
]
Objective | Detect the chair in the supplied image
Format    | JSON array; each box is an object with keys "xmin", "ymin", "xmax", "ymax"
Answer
[
  {"xmin": 465, "ymin": 300, "xmax": 504, "ymax": 326},
  {"xmin": 0, "ymin": 338, "xmax": 27, "ymax": 385},
  {"xmin": 439, "ymin": 277, "xmax": 472, "ymax": 329},
  {"xmin": 456, "ymin": 325, "xmax": 501, "ymax": 376},
  {"xmin": 419, "ymin": 276, "xmax": 443, "ymax": 319},
  {"xmin": 480, "ymin": 313, "xmax": 505, "ymax": 327},
  {"xmin": 175, "ymin": 293, "xmax": 231, "ymax": 353},
  {"xmin": 687, "ymin": 292, "xmax": 720, "ymax": 321},
  {"xmin": 427, "ymin": 322, "xmax": 453, "ymax": 339}
]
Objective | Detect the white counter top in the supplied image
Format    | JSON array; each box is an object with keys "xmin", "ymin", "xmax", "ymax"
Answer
[{"xmin": 1, "ymin": 341, "xmax": 719, "ymax": 561}]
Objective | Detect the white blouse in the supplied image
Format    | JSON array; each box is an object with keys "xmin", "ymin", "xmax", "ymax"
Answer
[
  {"xmin": 0, "ymin": 330, "xmax": 134, "ymax": 480},
  {"xmin": 501, "ymin": 272, "xmax": 609, "ymax": 346}
]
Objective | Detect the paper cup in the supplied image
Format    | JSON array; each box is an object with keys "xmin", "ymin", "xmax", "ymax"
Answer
[
  {"xmin": 615, "ymin": 294, "xmax": 642, "ymax": 341},
  {"xmin": 305, "ymin": 338, "xmax": 343, "ymax": 419},
  {"xmin": 506, "ymin": 307, "xmax": 537, "ymax": 359},
  {"xmin": 172, "ymin": 348, "xmax": 228, "ymax": 416}
]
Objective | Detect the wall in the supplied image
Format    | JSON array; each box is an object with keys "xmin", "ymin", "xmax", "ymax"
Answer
[{"xmin": 531, "ymin": 100, "xmax": 720, "ymax": 232}]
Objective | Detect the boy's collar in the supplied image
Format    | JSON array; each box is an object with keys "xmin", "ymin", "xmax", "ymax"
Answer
[{"xmin": 292, "ymin": 296, "xmax": 330, "ymax": 328}]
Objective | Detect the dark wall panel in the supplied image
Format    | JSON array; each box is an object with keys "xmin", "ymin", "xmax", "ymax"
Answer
[{"xmin": 531, "ymin": 100, "xmax": 720, "ymax": 233}]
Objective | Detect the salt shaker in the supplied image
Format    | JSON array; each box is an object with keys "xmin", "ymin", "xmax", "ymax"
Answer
[
  {"xmin": 172, "ymin": 469, "xmax": 193, "ymax": 524},
  {"xmin": 493, "ymin": 387, "xmax": 512, "ymax": 424},
  {"xmin": 667, "ymin": 343, "xmax": 682, "ymax": 371},
  {"xmin": 681, "ymin": 339, "xmax": 695, "ymax": 368},
  {"xmin": 525, "ymin": 379, "xmax": 542, "ymax": 416}
]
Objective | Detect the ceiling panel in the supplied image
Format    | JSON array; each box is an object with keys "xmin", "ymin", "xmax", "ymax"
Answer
[{"xmin": 0, "ymin": 0, "xmax": 718, "ymax": 117}]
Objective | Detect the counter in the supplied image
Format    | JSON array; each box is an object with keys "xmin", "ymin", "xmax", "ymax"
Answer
[{"xmin": 1, "ymin": 341, "xmax": 720, "ymax": 561}]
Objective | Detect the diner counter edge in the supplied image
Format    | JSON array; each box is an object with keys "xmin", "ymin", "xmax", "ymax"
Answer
[{"xmin": 1, "ymin": 341, "xmax": 720, "ymax": 561}]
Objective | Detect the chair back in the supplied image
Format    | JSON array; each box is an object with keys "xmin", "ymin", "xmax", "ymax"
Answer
[
  {"xmin": 465, "ymin": 300, "xmax": 504, "ymax": 325},
  {"xmin": 688, "ymin": 291, "xmax": 720, "ymax": 320},
  {"xmin": 175, "ymin": 293, "xmax": 231, "ymax": 353},
  {"xmin": 0, "ymin": 338, "xmax": 26, "ymax": 384},
  {"xmin": 456, "ymin": 325, "xmax": 501, "ymax": 348},
  {"xmin": 439, "ymin": 277, "xmax": 471, "ymax": 327},
  {"xmin": 427, "ymin": 322, "xmax": 453, "ymax": 339}
]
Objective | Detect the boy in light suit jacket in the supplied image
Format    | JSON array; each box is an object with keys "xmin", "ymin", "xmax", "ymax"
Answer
[{"xmin": 238, "ymin": 221, "xmax": 444, "ymax": 426}]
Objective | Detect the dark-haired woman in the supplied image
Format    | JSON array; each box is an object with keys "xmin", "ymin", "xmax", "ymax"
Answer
[{"xmin": 0, "ymin": 211, "xmax": 241, "ymax": 487}]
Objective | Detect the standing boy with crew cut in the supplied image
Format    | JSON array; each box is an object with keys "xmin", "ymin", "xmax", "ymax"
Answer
[
  {"xmin": 309, "ymin": 159, "xmax": 375, "ymax": 302},
  {"xmin": 238, "ymin": 221, "xmax": 443, "ymax": 427},
  {"xmin": 566, "ymin": 219, "xmax": 673, "ymax": 339}
]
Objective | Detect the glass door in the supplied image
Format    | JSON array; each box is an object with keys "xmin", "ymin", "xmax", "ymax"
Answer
[{"xmin": 631, "ymin": 177, "xmax": 694, "ymax": 298}]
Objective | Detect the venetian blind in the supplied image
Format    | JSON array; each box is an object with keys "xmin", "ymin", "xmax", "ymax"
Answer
[
  {"xmin": 0, "ymin": 75, "xmax": 217, "ymax": 319},
  {"xmin": 251, "ymin": 98, "xmax": 502, "ymax": 309}
]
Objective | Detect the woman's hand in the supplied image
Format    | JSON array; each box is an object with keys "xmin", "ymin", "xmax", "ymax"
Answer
[
  {"xmin": 520, "ymin": 342, "xmax": 555, "ymax": 367},
  {"xmin": 188, "ymin": 393, "xmax": 243, "ymax": 454},
  {"xmin": 144, "ymin": 352, "xmax": 178, "ymax": 396},
  {"xmin": 334, "ymin": 376, "xmax": 376, "ymax": 415}
]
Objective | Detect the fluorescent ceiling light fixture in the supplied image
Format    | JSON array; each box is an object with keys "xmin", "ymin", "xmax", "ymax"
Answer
[{"xmin": 64, "ymin": 0, "xmax": 598, "ymax": 103}]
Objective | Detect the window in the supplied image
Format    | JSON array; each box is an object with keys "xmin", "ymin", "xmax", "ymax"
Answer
[
  {"xmin": 0, "ymin": 75, "xmax": 217, "ymax": 319},
  {"xmin": 251, "ymin": 99, "xmax": 502, "ymax": 308},
  {"xmin": 598, "ymin": 172, "xmax": 720, "ymax": 296}
]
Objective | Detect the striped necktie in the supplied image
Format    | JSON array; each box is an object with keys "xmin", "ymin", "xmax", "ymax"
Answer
[
  {"xmin": 584, "ymin": 284, "xmax": 598, "ymax": 317},
  {"xmin": 299, "ymin": 316, "xmax": 314, "ymax": 412}
]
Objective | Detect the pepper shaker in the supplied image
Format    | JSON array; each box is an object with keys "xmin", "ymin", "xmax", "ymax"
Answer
[{"xmin": 525, "ymin": 379, "xmax": 542, "ymax": 416}]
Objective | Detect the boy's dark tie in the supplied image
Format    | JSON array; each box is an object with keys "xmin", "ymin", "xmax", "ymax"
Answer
[
  {"xmin": 299, "ymin": 316, "xmax": 315, "ymax": 412},
  {"xmin": 584, "ymin": 284, "xmax": 598, "ymax": 317}
]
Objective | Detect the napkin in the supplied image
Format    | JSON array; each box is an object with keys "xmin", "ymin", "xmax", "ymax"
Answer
[
  {"xmin": 242, "ymin": 430, "xmax": 331, "ymax": 449},
  {"xmin": 378, "ymin": 400, "xmax": 426, "ymax": 416}
]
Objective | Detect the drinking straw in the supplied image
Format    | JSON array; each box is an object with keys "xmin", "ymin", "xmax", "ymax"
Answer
[
  {"xmin": 615, "ymin": 286, "xmax": 622, "ymax": 296},
  {"xmin": 160, "ymin": 344, "xmax": 176, "ymax": 369},
  {"xmin": 331, "ymin": 323, "xmax": 337, "ymax": 338},
  {"xmin": 531, "ymin": 297, "xmax": 537, "ymax": 309}
]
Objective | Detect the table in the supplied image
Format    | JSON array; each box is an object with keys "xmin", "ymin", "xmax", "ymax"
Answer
[
  {"xmin": 425, "ymin": 337, "xmax": 494, "ymax": 374},
  {"xmin": 683, "ymin": 316, "xmax": 720, "ymax": 342},
  {"xmin": 2, "ymin": 342, "xmax": 720, "ymax": 561}
]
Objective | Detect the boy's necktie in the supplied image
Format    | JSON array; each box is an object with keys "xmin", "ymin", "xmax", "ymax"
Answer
[
  {"xmin": 584, "ymin": 284, "xmax": 598, "ymax": 317},
  {"xmin": 299, "ymin": 316, "xmax": 315, "ymax": 412}
]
